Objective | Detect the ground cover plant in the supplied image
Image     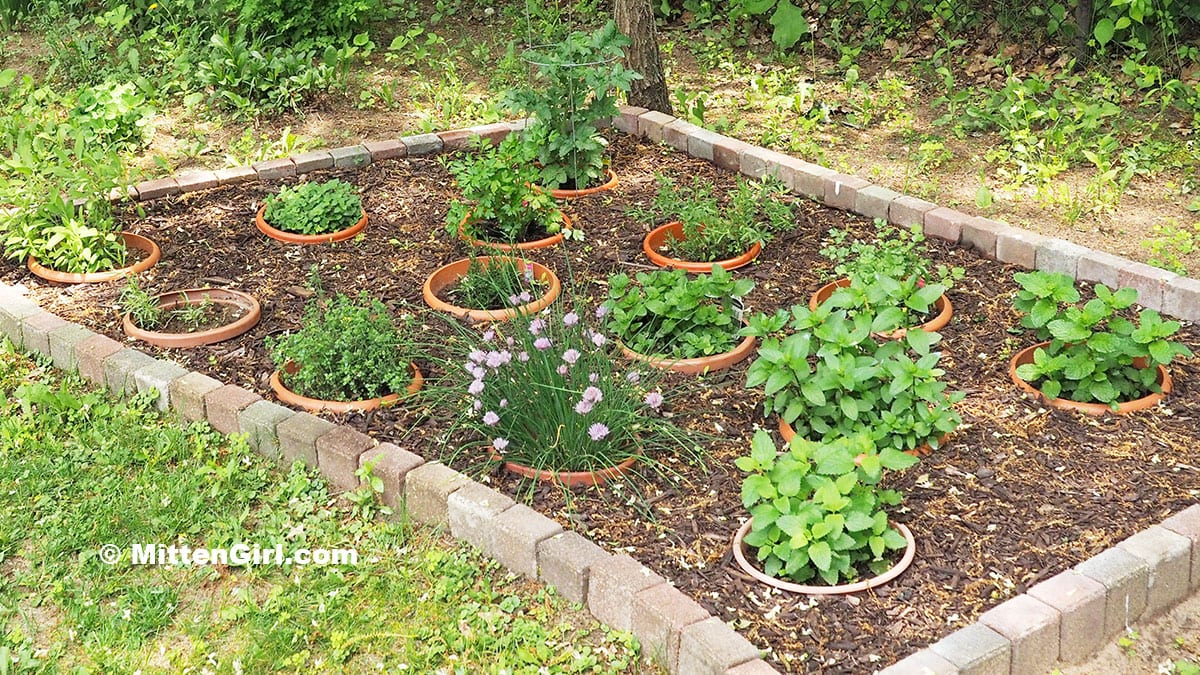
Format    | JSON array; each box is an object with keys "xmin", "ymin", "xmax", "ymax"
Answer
[
  {"xmin": 7, "ymin": 132, "xmax": 1198, "ymax": 671},
  {"xmin": 262, "ymin": 178, "xmax": 363, "ymax": 235},
  {"xmin": 0, "ymin": 344, "xmax": 643, "ymax": 672}
]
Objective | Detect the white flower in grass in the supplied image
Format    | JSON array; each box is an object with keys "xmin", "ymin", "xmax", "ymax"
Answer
[{"xmin": 588, "ymin": 423, "xmax": 610, "ymax": 441}]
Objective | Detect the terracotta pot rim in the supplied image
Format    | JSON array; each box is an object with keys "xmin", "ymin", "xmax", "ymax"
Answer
[
  {"xmin": 458, "ymin": 212, "xmax": 573, "ymax": 251},
  {"xmin": 422, "ymin": 256, "xmax": 561, "ymax": 322},
  {"xmin": 488, "ymin": 451, "xmax": 639, "ymax": 487},
  {"xmin": 642, "ymin": 221, "xmax": 762, "ymax": 273},
  {"xmin": 777, "ymin": 417, "xmax": 945, "ymax": 454},
  {"xmin": 809, "ymin": 278, "xmax": 953, "ymax": 338},
  {"xmin": 537, "ymin": 168, "xmax": 620, "ymax": 199},
  {"xmin": 122, "ymin": 287, "xmax": 261, "ymax": 349},
  {"xmin": 256, "ymin": 204, "xmax": 368, "ymax": 244},
  {"xmin": 618, "ymin": 329, "xmax": 757, "ymax": 375},
  {"xmin": 28, "ymin": 232, "xmax": 160, "ymax": 284},
  {"xmin": 1008, "ymin": 342, "xmax": 1171, "ymax": 415},
  {"xmin": 270, "ymin": 361, "xmax": 423, "ymax": 413},
  {"xmin": 731, "ymin": 518, "xmax": 915, "ymax": 595}
]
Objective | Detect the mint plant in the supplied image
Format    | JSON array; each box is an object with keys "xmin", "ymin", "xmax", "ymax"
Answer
[
  {"xmin": 743, "ymin": 304, "xmax": 963, "ymax": 454},
  {"xmin": 1011, "ymin": 271, "xmax": 1192, "ymax": 406},
  {"xmin": 737, "ymin": 430, "xmax": 918, "ymax": 585},
  {"xmin": 502, "ymin": 22, "xmax": 640, "ymax": 191},
  {"xmin": 268, "ymin": 293, "xmax": 418, "ymax": 401},
  {"xmin": 630, "ymin": 174, "xmax": 795, "ymax": 262},
  {"xmin": 444, "ymin": 135, "xmax": 567, "ymax": 244},
  {"xmin": 819, "ymin": 223, "xmax": 962, "ymax": 334},
  {"xmin": 603, "ymin": 265, "xmax": 753, "ymax": 359}
]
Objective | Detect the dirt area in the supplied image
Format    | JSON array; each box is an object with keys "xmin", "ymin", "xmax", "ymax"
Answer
[
  {"xmin": 1059, "ymin": 591, "xmax": 1200, "ymax": 674},
  {"xmin": 3, "ymin": 133, "xmax": 1199, "ymax": 673}
]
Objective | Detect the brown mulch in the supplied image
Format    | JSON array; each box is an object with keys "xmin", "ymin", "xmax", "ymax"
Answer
[{"xmin": 4, "ymin": 133, "xmax": 1199, "ymax": 673}]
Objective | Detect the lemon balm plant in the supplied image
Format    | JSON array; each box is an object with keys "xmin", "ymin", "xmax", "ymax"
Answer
[
  {"xmin": 736, "ymin": 430, "xmax": 918, "ymax": 586},
  {"xmin": 502, "ymin": 22, "xmax": 639, "ymax": 191},
  {"xmin": 445, "ymin": 300, "xmax": 696, "ymax": 482}
]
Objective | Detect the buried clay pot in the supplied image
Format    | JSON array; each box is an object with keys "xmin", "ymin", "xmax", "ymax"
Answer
[
  {"xmin": 28, "ymin": 232, "xmax": 161, "ymax": 284},
  {"xmin": 255, "ymin": 204, "xmax": 368, "ymax": 244},
  {"xmin": 642, "ymin": 221, "xmax": 761, "ymax": 273},
  {"xmin": 731, "ymin": 518, "xmax": 916, "ymax": 595},
  {"xmin": 122, "ymin": 287, "xmax": 261, "ymax": 348},
  {"xmin": 488, "ymin": 449, "xmax": 639, "ymax": 488},
  {"xmin": 536, "ymin": 168, "xmax": 619, "ymax": 199},
  {"xmin": 1008, "ymin": 342, "xmax": 1172, "ymax": 416},
  {"xmin": 422, "ymin": 256, "xmax": 560, "ymax": 322},
  {"xmin": 618, "ymin": 332, "xmax": 757, "ymax": 375},
  {"xmin": 777, "ymin": 418, "xmax": 943, "ymax": 458},
  {"xmin": 457, "ymin": 212, "xmax": 574, "ymax": 251}
]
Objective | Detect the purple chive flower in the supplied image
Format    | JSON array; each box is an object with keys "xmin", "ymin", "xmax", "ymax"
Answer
[
  {"xmin": 557, "ymin": 364, "xmax": 569, "ymax": 376},
  {"xmin": 471, "ymin": 365, "xmax": 487, "ymax": 379},
  {"xmin": 499, "ymin": 398, "xmax": 508, "ymax": 408},
  {"xmin": 590, "ymin": 332, "xmax": 607, "ymax": 347},
  {"xmin": 469, "ymin": 349, "xmax": 486, "ymax": 364},
  {"xmin": 519, "ymin": 291, "xmax": 532, "ymax": 303},
  {"xmin": 468, "ymin": 379, "xmax": 485, "ymax": 395},
  {"xmin": 596, "ymin": 304, "xmax": 609, "ymax": 318},
  {"xmin": 506, "ymin": 336, "xmax": 515, "ymax": 347},
  {"xmin": 508, "ymin": 294, "xmax": 521, "ymax": 306},
  {"xmin": 644, "ymin": 391, "xmax": 664, "ymax": 409},
  {"xmin": 582, "ymin": 386, "xmax": 603, "ymax": 403},
  {"xmin": 575, "ymin": 399, "xmax": 595, "ymax": 415},
  {"xmin": 589, "ymin": 372, "xmax": 599, "ymax": 384},
  {"xmin": 483, "ymin": 330, "xmax": 495, "ymax": 342},
  {"xmin": 529, "ymin": 318, "xmax": 545, "ymax": 335},
  {"xmin": 626, "ymin": 371, "xmax": 641, "ymax": 384},
  {"xmin": 518, "ymin": 351, "xmax": 530, "ymax": 362},
  {"xmin": 562, "ymin": 349, "xmax": 581, "ymax": 365},
  {"xmin": 563, "ymin": 311, "xmax": 579, "ymax": 326},
  {"xmin": 493, "ymin": 438, "xmax": 509, "ymax": 452},
  {"xmin": 483, "ymin": 411, "xmax": 500, "ymax": 426},
  {"xmin": 473, "ymin": 399, "xmax": 483, "ymax": 411},
  {"xmin": 534, "ymin": 337, "xmax": 552, "ymax": 351},
  {"xmin": 588, "ymin": 423, "xmax": 610, "ymax": 441},
  {"xmin": 486, "ymin": 350, "xmax": 512, "ymax": 368}
]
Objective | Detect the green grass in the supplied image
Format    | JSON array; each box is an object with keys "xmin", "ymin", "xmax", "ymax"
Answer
[{"xmin": 0, "ymin": 342, "xmax": 645, "ymax": 673}]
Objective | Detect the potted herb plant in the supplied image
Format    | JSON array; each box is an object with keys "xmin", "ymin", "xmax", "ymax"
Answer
[
  {"xmin": 602, "ymin": 264, "xmax": 757, "ymax": 373},
  {"xmin": 423, "ymin": 254, "xmax": 561, "ymax": 322},
  {"xmin": 444, "ymin": 135, "xmax": 573, "ymax": 250},
  {"xmin": 743, "ymin": 304, "xmax": 963, "ymax": 455},
  {"xmin": 502, "ymin": 21, "xmax": 640, "ymax": 196},
  {"xmin": 8, "ymin": 194, "xmax": 160, "ymax": 284},
  {"xmin": 256, "ymin": 178, "xmax": 367, "ymax": 244},
  {"xmin": 633, "ymin": 175, "xmax": 795, "ymax": 272},
  {"xmin": 732, "ymin": 430, "xmax": 919, "ymax": 594},
  {"xmin": 447, "ymin": 300, "xmax": 695, "ymax": 487},
  {"xmin": 813, "ymin": 223, "xmax": 959, "ymax": 337},
  {"xmin": 267, "ymin": 292, "xmax": 423, "ymax": 413},
  {"xmin": 120, "ymin": 277, "xmax": 261, "ymax": 349},
  {"xmin": 1009, "ymin": 270, "xmax": 1191, "ymax": 414}
]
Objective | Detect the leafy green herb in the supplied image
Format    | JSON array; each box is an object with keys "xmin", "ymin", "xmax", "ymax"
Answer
[
  {"xmin": 603, "ymin": 265, "xmax": 753, "ymax": 359},
  {"xmin": 819, "ymin": 223, "xmax": 962, "ymax": 334},
  {"xmin": 502, "ymin": 22, "xmax": 639, "ymax": 191},
  {"xmin": 630, "ymin": 174, "xmax": 794, "ymax": 262},
  {"xmin": 268, "ymin": 293, "xmax": 419, "ymax": 402},
  {"xmin": 172, "ymin": 292, "xmax": 217, "ymax": 331},
  {"xmin": 448, "ymin": 256, "xmax": 546, "ymax": 311},
  {"xmin": 736, "ymin": 430, "xmax": 918, "ymax": 585},
  {"xmin": 743, "ymin": 304, "xmax": 963, "ymax": 453},
  {"xmin": 443, "ymin": 135, "xmax": 565, "ymax": 244},
  {"xmin": 119, "ymin": 277, "xmax": 163, "ymax": 329},
  {"xmin": 1011, "ymin": 271, "xmax": 1193, "ymax": 406},
  {"xmin": 263, "ymin": 179, "xmax": 363, "ymax": 236}
]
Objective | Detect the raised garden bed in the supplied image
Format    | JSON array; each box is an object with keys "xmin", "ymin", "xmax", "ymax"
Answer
[{"xmin": 3, "ymin": 131, "xmax": 1198, "ymax": 673}]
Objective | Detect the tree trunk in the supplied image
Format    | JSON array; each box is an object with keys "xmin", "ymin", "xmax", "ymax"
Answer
[
  {"xmin": 1075, "ymin": 0, "xmax": 1094, "ymax": 66},
  {"xmin": 614, "ymin": 0, "xmax": 671, "ymax": 114}
]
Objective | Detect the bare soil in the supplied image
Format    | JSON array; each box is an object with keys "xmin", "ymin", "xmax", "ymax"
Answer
[{"xmin": 4, "ymin": 134, "xmax": 1199, "ymax": 673}]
